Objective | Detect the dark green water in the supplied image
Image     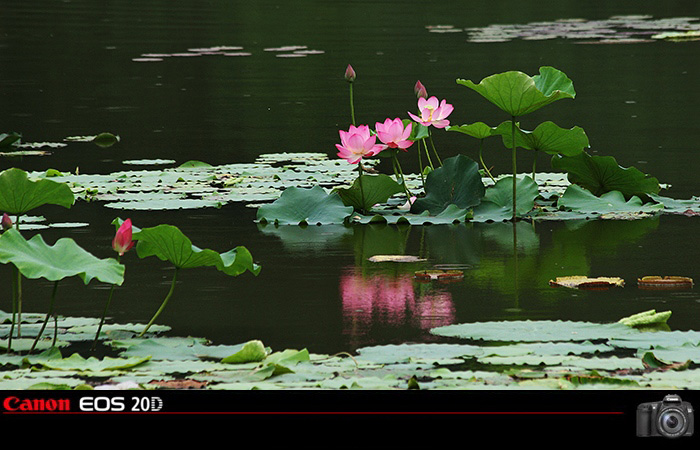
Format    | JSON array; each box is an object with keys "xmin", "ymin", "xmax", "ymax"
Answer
[{"xmin": 1, "ymin": 1, "xmax": 700, "ymax": 354}]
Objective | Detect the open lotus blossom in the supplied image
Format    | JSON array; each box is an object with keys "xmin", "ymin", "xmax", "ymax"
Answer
[
  {"xmin": 112, "ymin": 218, "xmax": 135, "ymax": 256},
  {"xmin": 375, "ymin": 118, "xmax": 414, "ymax": 151},
  {"xmin": 336, "ymin": 124, "xmax": 385, "ymax": 164},
  {"xmin": 408, "ymin": 96, "xmax": 454, "ymax": 128}
]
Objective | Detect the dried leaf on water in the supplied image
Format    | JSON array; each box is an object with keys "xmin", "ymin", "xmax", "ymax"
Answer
[
  {"xmin": 549, "ymin": 276, "xmax": 625, "ymax": 289},
  {"xmin": 637, "ymin": 276, "xmax": 694, "ymax": 290}
]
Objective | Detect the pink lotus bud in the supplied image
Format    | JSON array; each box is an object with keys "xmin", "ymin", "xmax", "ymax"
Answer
[
  {"xmin": 1, "ymin": 213, "xmax": 12, "ymax": 231},
  {"xmin": 414, "ymin": 80, "xmax": 427, "ymax": 99},
  {"xmin": 112, "ymin": 218, "xmax": 135, "ymax": 256},
  {"xmin": 344, "ymin": 64, "xmax": 356, "ymax": 83}
]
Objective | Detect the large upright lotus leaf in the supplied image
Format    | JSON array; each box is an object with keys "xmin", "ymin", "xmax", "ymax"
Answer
[
  {"xmin": 551, "ymin": 152, "xmax": 660, "ymax": 199},
  {"xmin": 557, "ymin": 184, "xmax": 663, "ymax": 215},
  {"xmin": 446, "ymin": 122, "xmax": 495, "ymax": 140},
  {"xmin": 411, "ymin": 154, "xmax": 485, "ymax": 215},
  {"xmin": 0, "ymin": 168, "xmax": 75, "ymax": 214},
  {"xmin": 457, "ymin": 67, "xmax": 575, "ymax": 117},
  {"xmin": 334, "ymin": 174, "xmax": 403, "ymax": 212},
  {"xmin": 0, "ymin": 228, "xmax": 124, "ymax": 285},
  {"xmin": 134, "ymin": 224, "xmax": 260, "ymax": 276},
  {"xmin": 472, "ymin": 176, "xmax": 539, "ymax": 221},
  {"xmin": 494, "ymin": 121, "xmax": 589, "ymax": 156},
  {"xmin": 256, "ymin": 186, "xmax": 353, "ymax": 225}
]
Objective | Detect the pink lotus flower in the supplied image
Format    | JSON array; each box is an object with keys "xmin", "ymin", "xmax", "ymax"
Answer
[
  {"xmin": 375, "ymin": 118, "xmax": 414, "ymax": 151},
  {"xmin": 408, "ymin": 96, "xmax": 454, "ymax": 128},
  {"xmin": 344, "ymin": 64, "xmax": 356, "ymax": 83},
  {"xmin": 414, "ymin": 80, "xmax": 427, "ymax": 99},
  {"xmin": 336, "ymin": 124, "xmax": 385, "ymax": 164},
  {"xmin": 112, "ymin": 218, "xmax": 135, "ymax": 256}
]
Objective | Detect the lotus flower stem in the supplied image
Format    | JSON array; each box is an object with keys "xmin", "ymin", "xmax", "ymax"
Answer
[
  {"xmin": 422, "ymin": 139, "xmax": 434, "ymax": 169},
  {"xmin": 30, "ymin": 281, "xmax": 59, "ymax": 354},
  {"xmin": 349, "ymin": 83, "xmax": 356, "ymax": 126},
  {"xmin": 139, "ymin": 267, "xmax": 179, "ymax": 337},
  {"xmin": 479, "ymin": 139, "xmax": 496, "ymax": 183},
  {"xmin": 427, "ymin": 129, "xmax": 442, "ymax": 166},
  {"xmin": 417, "ymin": 144, "xmax": 426, "ymax": 189},
  {"xmin": 91, "ymin": 256, "xmax": 120, "ymax": 352},
  {"xmin": 357, "ymin": 163, "xmax": 366, "ymax": 215},
  {"xmin": 391, "ymin": 155, "xmax": 413, "ymax": 200}
]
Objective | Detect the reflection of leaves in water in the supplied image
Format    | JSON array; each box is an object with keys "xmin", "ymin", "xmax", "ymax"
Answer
[
  {"xmin": 257, "ymin": 223, "xmax": 352, "ymax": 252},
  {"xmin": 424, "ymin": 224, "xmax": 480, "ymax": 266}
]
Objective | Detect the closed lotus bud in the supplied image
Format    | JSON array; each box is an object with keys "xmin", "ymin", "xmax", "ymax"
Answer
[
  {"xmin": 344, "ymin": 64, "xmax": 356, "ymax": 83},
  {"xmin": 414, "ymin": 80, "xmax": 427, "ymax": 99},
  {"xmin": 112, "ymin": 218, "xmax": 135, "ymax": 256},
  {"xmin": 1, "ymin": 213, "xmax": 12, "ymax": 231}
]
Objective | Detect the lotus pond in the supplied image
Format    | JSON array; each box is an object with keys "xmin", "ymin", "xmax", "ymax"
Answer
[{"xmin": 1, "ymin": 1, "xmax": 700, "ymax": 391}]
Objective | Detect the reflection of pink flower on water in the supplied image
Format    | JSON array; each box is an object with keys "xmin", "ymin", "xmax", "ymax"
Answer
[
  {"xmin": 415, "ymin": 291, "xmax": 455, "ymax": 329},
  {"xmin": 341, "ymin": 272, "xmax": 414, "ymax": 325},
  {"xmin": 340, "ymin": 270, "xmax": 456, "ymax": 340}
]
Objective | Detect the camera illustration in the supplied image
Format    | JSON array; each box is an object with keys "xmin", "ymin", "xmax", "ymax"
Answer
[{"xmin": 637, "ymin": 394, "xmax": 694, "ymax": 438}]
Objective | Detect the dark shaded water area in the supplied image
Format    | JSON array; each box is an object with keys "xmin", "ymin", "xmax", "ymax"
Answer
[{"xmin": 2, "ymin": 1, "xmax": 700, "ymax": 355}]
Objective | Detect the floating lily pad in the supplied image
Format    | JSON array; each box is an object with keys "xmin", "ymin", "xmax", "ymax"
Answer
[
  {"xmin": 557, "ymin": 184, "xmax": 663, "ymax": 215},
  {"xmin": 430, "ymin": 320, "xmax": 638, "ymax": 342},
  {"xmin": 367, "ymin": 255, "xmax": 426, "ymax": 263},
  {"xmin": 618, "ymin": 310, "xmax": 672, "ymax": 327}
]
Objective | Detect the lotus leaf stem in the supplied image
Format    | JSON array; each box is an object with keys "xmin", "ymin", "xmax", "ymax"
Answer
[
  {"xmin": 139, "ymin": 267, "xmax": 179, "ymax": 337},
  {"xmin": 479, "ymin": 138, "xmax": 496, "ymax": 183},
  {"xmin": 511, "ymin": 117, "xmax": 517, "ymax": 221},
  {"xmin": 92, "ymin": 256, "xmax": 120, "ymax": 352},
  {"xmin": 30, "ymin": 281, "xmax": 59, "ymax": 353}
]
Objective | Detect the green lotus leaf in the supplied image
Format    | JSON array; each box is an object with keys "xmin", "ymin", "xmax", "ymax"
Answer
[
  {"xmin": 352, "ymin": 203, "xmax": 469, "ymax": 225},
  {"xmin": 0, "ymin": 228, "xmax": 125, "ymax": 285},
  {"xmin": 334, "ymin": 174, "xmax": 403, "ymax": 212},
  {"xmin": 557, "ymin": 184, "xmax": 663, "ymax": 214},
  {"xmin": 446, "ymin": 122, "xmax": 495, "ymax": 140},
  {"xmin": 0, "ymin": 168, "xmax": 75, "ymax": 215},
  {"xmin": 134, "ymin": 224, "xmax": 260, "ymax": 276},
  {"xmin": 494, "ymin": 121, "xmax": 589, "ymax": 156},
  {"xmin": 411, "ymin": 154, "xmax": 485, "ymax": 215},
  {"xmin": 0, "ymin": 132, "xmax": 22, "ymax": 148},
  {"xmin": 430, "ymin": 320, "xmax": 638, "ymax": 342},
  {"xmin": 472, "ymin": 176, "xmax": 539, "ymax": 221},
  {"xmin": 457, "ymin": 66, "xmax": 575, "ymax": 117},
  {"xmin": 551, "ymin": 152, "xmax": 660, "ymax": 199},
  {"xmin": 256, "ymin": 186, "xmax": 354, "ymax": 225}
]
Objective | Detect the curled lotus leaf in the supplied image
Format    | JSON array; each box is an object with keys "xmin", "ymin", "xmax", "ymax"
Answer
[
  {"xmin": 457, "ymin": 66, "xmax": 575, "ymax": 117},
  {"xmin": 0, "ymin": 228, "xmax": 124, "ymax": 285},
  {"xmin": 134, "ymin": 224, "xmax": 261, "ymax": 276},
  {"xmin": 0, "ymin": 168, "xmax": 75, "ymax": 215}
]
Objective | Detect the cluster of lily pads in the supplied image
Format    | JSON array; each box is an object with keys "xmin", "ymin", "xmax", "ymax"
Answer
[
  {"xmin": 1, "ymin": 306, "xmax": 698, "ymax": 390},
  {"xmin": 256, "ymin": 65, "xmax": 693, "ymax": 227},
  {"xmin": 0, "ymin": 167, "xmax": 260, "ymax": 356}
]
